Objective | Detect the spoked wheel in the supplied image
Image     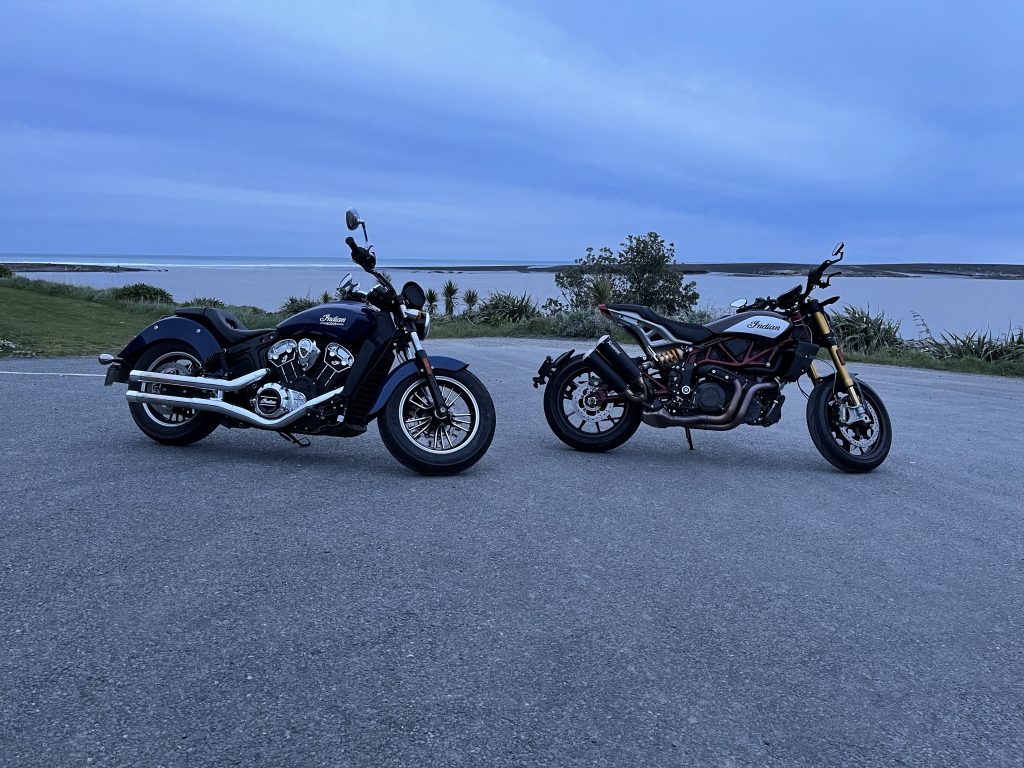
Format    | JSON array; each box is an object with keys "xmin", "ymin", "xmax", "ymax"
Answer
[
  {"xmin": 377, "ymin": 369, "xmax": 496, "ymax": 475},
  {"xmin": 127, "ymin": 342, "xmax": 220, "ymax": 446},
  {"xmin": 806, "ymin": 375, "xmax": 892, "ymax": 473},
  {"xmin": 543, "ymin": 355, "xmax": 641, "ymax": 452}
]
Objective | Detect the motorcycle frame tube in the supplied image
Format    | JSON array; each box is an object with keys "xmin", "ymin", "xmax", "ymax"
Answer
[{"xmin": 809, "ymin": 309, "xmax": 861, "ymax": 406}]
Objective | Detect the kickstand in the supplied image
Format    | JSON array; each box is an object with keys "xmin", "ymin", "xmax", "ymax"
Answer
[
  {"xmin": 279, "ymin": 431, "xmax": 311, "ymax": 448},
  {"xmin": 685, "ymin": 428, "xmax": 695, "ymax": 451}
]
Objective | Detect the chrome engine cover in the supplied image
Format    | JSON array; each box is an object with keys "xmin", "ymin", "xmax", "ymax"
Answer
[{"xmin": 254, "ymin": 382, "xmax": 307, "ymax": 418}]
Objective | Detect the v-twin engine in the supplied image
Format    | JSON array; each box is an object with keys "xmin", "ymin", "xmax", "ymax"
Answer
[{"xmin": 254, "ymin": 338, "xmax": 355, "ymax": 418}]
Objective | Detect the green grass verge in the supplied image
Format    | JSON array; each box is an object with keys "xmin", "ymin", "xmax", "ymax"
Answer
[
  {"xmin": 1, "ymin": 278, "xmax": 1021, "ymax": 377},
  {"xmin": 841, "ymin": 349, "xmax": 1024, "ymax": 377},
  {"xmin": 0, "ymin": 285, "xmax": 169, "ymax": 357}
]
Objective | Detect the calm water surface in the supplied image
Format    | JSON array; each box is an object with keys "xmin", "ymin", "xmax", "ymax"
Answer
[{"xmin": 19, "ymin": 266, "xmax": 1021, "ymax": 336}]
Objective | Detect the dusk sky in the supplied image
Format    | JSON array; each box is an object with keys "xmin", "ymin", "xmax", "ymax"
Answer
[{"xmin": 3, "ymin": 1, "xmax": 1022, "ymax": 264}]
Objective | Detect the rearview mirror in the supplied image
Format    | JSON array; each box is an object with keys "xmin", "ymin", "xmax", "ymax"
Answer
[
  {"xmin": 832, "ymin": 242, "xmax": 845, "ymax": 258},
  {"xmin": 345, "ymin": 208, "xmax": 362, "ymax": 231},
  {"xmin": 730, "ymin": 298, "xmax": 748, "ymax": 309}
]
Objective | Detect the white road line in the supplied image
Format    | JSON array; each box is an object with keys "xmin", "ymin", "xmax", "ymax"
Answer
[{"xmin": 0, "ymin": 371, "xmax": 104, "ymax": 377}]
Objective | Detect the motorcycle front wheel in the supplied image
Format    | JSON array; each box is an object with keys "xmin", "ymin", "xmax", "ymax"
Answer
[
  {"xmin": 543, "ymin": 355, "xmax": 642, "ymax": 452},
  {"xmin": 377, "ymin": 369, "xmax": 496, "ymax": 475},
  {"xmin": 806, "ymin": 375, "xmax": 892, "ymax": 473}
]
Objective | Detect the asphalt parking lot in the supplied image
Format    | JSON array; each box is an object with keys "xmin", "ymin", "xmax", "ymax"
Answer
[{"xmin": 2, "ymin": 339, "xmax": 1022, "ymax": 767}]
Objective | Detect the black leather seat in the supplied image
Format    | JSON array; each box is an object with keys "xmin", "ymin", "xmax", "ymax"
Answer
[
  {"xmin": 605, "ymin": 303, "xmax": 714, "ymax": 343},
  {"xmin": 174, "ymin": 307, "xmax": 274, "ymax": 347}
]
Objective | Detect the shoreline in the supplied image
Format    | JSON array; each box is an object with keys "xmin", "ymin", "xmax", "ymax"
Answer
[{"xmin": 5, "ymin": 260, "xmax": 1024, "ymax": 280}]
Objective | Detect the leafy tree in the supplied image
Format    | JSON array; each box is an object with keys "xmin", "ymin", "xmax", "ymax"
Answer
[
  {"xmin": 555, "ymin": 232, "xmax": 698, "ymax": 315},
  {"xmin": 462, "ymin": 288, "xmax": 479, "ymax": 315},
  {"xmin": 442, "ymin": 279, "xmax": 460, "ymax": 316}
]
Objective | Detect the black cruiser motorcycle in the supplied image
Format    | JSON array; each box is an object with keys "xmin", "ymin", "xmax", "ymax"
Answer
[
  {"xmin": 533, "ymin": 244, "xmax": 892, "ymax": 472},
  {"xmin": 98, "ymin": 209, "xmax": 495, "ymax": 475}
]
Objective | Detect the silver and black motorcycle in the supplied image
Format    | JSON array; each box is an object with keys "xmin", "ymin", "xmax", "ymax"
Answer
[
  {"xmin": 99, "ymin": 209, "xmax": 495, "ymax": 475},
  {"xmin": 533, "ymin": 244, "xmax": 892, "ymax": 472}
]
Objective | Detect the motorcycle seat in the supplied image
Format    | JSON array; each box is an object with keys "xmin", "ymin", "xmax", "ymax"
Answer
[
  {"xmin": 174, "ymin": 307, "xmax": 274, "ymax": 347},
  {"xmin": 604, "ymin": 303, "xmax": 714, "ymax": 344}
]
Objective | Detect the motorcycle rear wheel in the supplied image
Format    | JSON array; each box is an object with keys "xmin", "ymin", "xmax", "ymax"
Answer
[
  {"xmin": 543, "ymin": 355, "xmax": 642, "ymax": 452},
  {"xmin": 806, "ymin": 375, "xmax": 892, "ymax": 473},
  {"xmin": 127, "ymin": 342, "xmax": 220, "ymax": 446}
]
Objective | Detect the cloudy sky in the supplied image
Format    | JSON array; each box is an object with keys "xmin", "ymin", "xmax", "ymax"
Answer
[{"xmin": 2, "ymin": 1, "xmax": 1021, "ymax": 264}]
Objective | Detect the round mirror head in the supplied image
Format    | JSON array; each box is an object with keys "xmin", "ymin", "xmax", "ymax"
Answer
[
  {"xmin": 730, "ymin": 298, "xmax": 748, "ymax": 309},
  {"xmin": 345, "ymin": 208, "xmax": 362, "ymax": 231}
]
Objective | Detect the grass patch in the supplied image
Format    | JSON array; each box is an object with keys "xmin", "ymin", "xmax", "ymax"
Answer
[
  {"xmin": 841, "ymin": 348, "xmax": 1024, "ymax": 377},
  {"xmin": 0, "ymin": 286, "xmax": 168, "ymax": 357}
]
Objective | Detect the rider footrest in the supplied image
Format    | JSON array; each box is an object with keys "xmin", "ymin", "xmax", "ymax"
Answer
[{"xmin": 533, "ymin": 349, "xmax": 574, "ymax": 388}]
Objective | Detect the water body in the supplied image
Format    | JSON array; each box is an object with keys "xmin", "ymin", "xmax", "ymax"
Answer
[{"xmin": 17, "ymin": 265, "xmax": 1021, "ymax": 337}]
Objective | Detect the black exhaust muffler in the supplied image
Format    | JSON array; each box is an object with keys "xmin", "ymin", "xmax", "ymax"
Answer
[{"xmin": 582, "ymin": 335, "xmax": 647, "ymax": 401}]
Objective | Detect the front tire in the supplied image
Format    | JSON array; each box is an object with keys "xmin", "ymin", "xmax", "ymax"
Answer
[
  {"xmin": 543, "ymin": 355, "xmax": 642, "ymax": 452},
  {"xmin": 127, "ymin": 342, "xmax": 220, "ymax": 446},
  {"xmin": 377, "ymin": 369, "xmax": 496, "ymax": 475},
  {"xmin": 806, "ymin": 375, "xmax": 892, "ymax": 473}
]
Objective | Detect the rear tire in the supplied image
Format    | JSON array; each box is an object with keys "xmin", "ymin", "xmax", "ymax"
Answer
[
  {"xmin": 543, "ymin": 355, "xmax": 642, "ymax": 452},
  {"xmin": 127, "ymin": 342, "xmax": 220, "ymax": 446},
  {"xmin": 377, "ymin": 369, "xmax": 496, "ymax": 475},
  {"xmin": 806, "ymin": 375, "xmax": 892, "ymax": 473}
]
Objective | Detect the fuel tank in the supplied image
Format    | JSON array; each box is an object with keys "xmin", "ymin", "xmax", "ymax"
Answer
[
  {"xmin": 276, "ymin": 301, "xmax": 377, "ymax": 345},
  {"xmin": 705, "ymin": 311, "xmax": 792, "ymax": 340}
]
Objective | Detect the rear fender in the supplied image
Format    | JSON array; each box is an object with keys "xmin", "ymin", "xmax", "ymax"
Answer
[
  {"xmin": 111, "ymin": 317, "xmax": 223, "ymax": 382},
  {"xmin": 368, "ymin": 355, "xmax": 469, "ymax": 417}
]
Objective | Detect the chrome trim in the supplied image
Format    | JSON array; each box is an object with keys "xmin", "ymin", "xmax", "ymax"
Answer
[
  {"xmin": 128, "ymin": 367, "xmax": 268, "ymax": 393},
  {"xmin": 125, "ymin": 384, "xmax": 345, "ymax": 429}
]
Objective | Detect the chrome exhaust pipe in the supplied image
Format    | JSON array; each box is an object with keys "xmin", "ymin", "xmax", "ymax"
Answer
[
  {"xmin": 128, "ymin": 367, "xmax": 268, "ymax": 393},
  {"xmin": 641, "ymin": 381, "xmax": 778, "ymax": 431},
  {"xmin": 125, "ymin": 385, "xmax": 345, "ymax": 429}
]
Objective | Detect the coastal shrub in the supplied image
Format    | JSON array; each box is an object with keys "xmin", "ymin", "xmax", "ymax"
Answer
[
  {"xmin": 0, "ymin": 265, "xmax": 13, "ymax": 279},
  {"xmin": 442, "ymin": 279, "xmax": 460, "ymax": 316},
  {"xmin": 110, "ymin": 282, "xmax": 174, "ymax": 304},
  {"xmin": 675, "ymin": 303, "xmax": 730, "ymax": 325},
  {"xmin": 178, "ymin": 296, "xmax": 226, "ymax": 308},
  {"xmin": 555, "ymin": 309, "xmax": 618, "ymax": 339},
  {"xmin": 930, "ymin": 328, "xmax": 1024, "ymax": 364},
  {"xmin": 555, "ymin": 232, "xmax": 699, "ymax": 314},
  {"xmin": 462, "ymin": 288, "xmax": 479, "ymax": 316},
  {"xmin": 829, "ymin": 305, "xmax": 902, "ymax": 354},
  {"xmin": 478, "ymin": 291, "xmax": 540, "ymax": 325},
  {"xmin": 280, "ymin": 295, "xmax": 318, "ymax": 314}
]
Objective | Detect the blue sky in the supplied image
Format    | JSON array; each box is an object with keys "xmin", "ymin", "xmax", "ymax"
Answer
[{"xmin": 2, "ymin": 1, "xmax": 1021, "ymax": 264}]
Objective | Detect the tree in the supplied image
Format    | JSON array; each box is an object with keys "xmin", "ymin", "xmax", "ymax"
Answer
[
  {"xmin": 424, "ymin": 288, "xmax": 439, "ymax": 314},
  {"xmin": 442, "ymin": 279, "xmax": 460, "ymax": 316},
  {"xmin": 462, "ymin": 288, "xmax": 479, "ymax": 316},
  {"xmin": 554, "ymin": 232, "xmax": 699, "ymax": 315}
]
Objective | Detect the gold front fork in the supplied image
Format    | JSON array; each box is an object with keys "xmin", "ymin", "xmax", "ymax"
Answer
[{"xmin": 810, "ymin": 311, "xmax": 862, "ymax": 407}]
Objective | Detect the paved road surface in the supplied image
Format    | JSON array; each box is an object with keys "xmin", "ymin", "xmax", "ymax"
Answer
[{"xmin": 1, "ymin": 340, "xmax": 1022, "ymax": 767}]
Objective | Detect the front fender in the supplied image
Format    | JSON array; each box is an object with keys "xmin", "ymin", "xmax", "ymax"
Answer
[
  {"xmin": 369, "ymin": 355, "xmax": 470, "ymax": 416},
  {"xmin": 118, "ymin": 316, "xmax": 223, "ymax": 366}
]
